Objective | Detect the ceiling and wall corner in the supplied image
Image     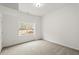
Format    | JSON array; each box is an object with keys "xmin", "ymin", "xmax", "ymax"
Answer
[
  {"xmin": 0, "ymin": 3, "xmax": 19, "ymax": 10},
  {"xmin": 0, "ymin": 3, "xmax": 79, "ymax": 16}
]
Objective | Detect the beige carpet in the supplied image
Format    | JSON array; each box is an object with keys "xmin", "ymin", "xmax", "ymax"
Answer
[{"xmin": 1, "ymin": 40, "xmax": 79, "ymax": 55}]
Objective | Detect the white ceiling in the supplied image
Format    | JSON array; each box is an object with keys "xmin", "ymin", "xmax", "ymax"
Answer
[
  {"xmin": 18, "ymin": 3, "xmax": 66, "ymax": 16},
  {"xmin": 0, "ymin": 3, "xmax": 79, "ymax": 16},
  {"xmin": 18, "ymin": 3, "xmax": 79, "ymax": 16}
]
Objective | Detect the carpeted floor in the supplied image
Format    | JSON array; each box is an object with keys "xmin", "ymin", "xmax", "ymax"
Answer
[{"xmin": 1, "ymin": 40, "xmax": 79, "ymax": 55}]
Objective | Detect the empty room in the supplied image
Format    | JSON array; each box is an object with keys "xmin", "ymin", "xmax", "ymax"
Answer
[{"xmin": 0, "ymin": 3, "xmax": 79, "ymax": 55}]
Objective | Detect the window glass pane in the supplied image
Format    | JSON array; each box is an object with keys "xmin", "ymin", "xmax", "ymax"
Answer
[{"xmin": 18, "ymin": 23, "xmax": 36, "ymax": 36}]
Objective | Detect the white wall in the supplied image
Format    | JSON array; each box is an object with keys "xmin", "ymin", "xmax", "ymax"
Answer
[
  {"xmin": 0, "ymin": 14, "xmax": 2, "ymax": 52},
  {"xmin": 0, "ymin": 6, "xmax": 42, "ymax": 47},
  {"xmin": 43, "ymin": 6, "xmax": 79, "ymax": 50}
]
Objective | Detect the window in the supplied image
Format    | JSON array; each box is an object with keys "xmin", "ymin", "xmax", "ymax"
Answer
[{"xmin": 18, "ymin": 23, "xmax": 36, "ymax": 36}]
